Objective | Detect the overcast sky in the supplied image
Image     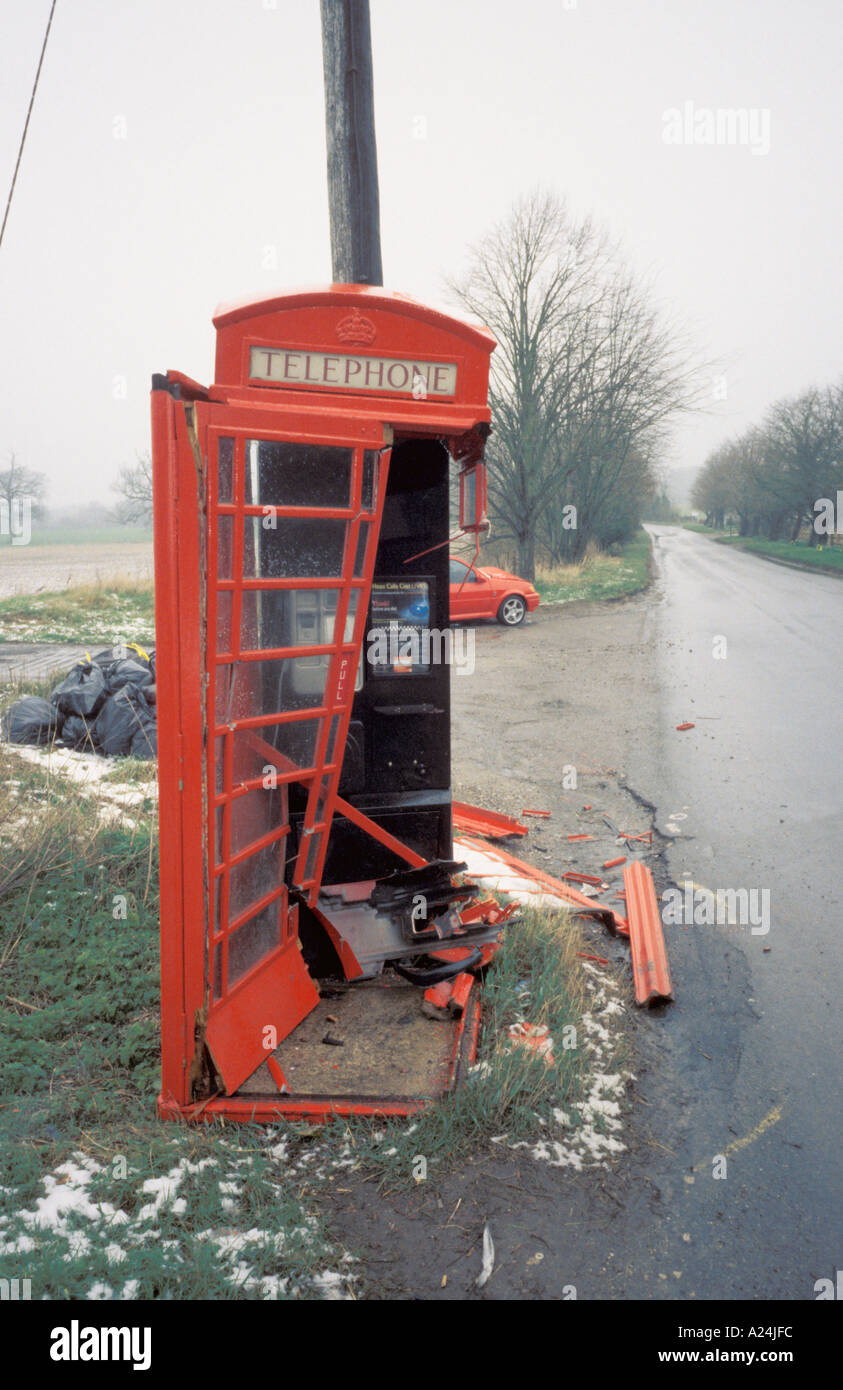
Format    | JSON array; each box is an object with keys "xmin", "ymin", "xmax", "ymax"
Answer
[{"xmin": 1, "ymin": 0, "xmax": 840, "ymax": 511}]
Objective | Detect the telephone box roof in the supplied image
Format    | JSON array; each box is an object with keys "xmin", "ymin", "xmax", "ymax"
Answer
[{"xmin": 212, "ymin": 283, "xmax": 496, "ymax": 352}]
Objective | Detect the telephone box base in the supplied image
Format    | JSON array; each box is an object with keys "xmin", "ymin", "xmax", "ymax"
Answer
[{"xmin": 157, "ymin": 977, "xmax": 481, "ymax": 1123}]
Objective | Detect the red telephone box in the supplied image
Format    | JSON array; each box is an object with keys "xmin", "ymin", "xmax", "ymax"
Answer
[{"xmin": 151, "ymin": 285, "xmax": 499, "ymax": 1122}]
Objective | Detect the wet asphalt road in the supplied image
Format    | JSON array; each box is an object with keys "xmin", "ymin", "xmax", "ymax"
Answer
[
  {"xmin": 625, "ymin": 526, "xmax": 843, "ymax": 1298},
  {"xmin": 330, "ymin": 531, "xmax": 841, "ymax": 1301}
]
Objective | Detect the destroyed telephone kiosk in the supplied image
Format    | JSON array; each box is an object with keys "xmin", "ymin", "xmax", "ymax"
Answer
[{"xmin": 151, "ymin": 285, "xmax": 499, "ymax": 1121}]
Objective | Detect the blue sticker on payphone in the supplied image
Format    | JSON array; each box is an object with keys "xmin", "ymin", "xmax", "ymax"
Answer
[{"xmin": 369, "ymin": 581, "xmax": 432, "ymax": 675}]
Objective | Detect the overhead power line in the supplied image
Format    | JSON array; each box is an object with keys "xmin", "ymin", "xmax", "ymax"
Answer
[{"xmin": 0, "ymin": 0, "xmax": 58, "ymax": 254}]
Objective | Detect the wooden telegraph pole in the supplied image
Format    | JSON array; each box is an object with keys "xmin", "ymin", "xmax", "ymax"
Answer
[{"xmin": 320, "ymin": 0, "xmax": 383, "ymax": 286}]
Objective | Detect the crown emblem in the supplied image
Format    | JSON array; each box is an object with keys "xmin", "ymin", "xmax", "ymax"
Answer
[{"xmin": 336, "ymin": 310, "xmax": 377, "ymax": 345}]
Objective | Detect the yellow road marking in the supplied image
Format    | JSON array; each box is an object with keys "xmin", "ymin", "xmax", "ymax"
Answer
[
  {"xmin": 724, "ymin": 1102, "xmax": 784, "ymax": 1156},
  {"xmin": 684, "ymin": 881, "xmax": 740, "ymax": 924}
]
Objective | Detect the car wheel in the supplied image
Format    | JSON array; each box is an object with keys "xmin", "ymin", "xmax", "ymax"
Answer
[{"xmin": 497, "ymin": 594, "xmax": 527, "ymax": 626}]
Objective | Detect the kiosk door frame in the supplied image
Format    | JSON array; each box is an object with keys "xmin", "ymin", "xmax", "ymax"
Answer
[{"xmin": 155, "ymin": 391, "xmax": 391, "ymax": 1101}]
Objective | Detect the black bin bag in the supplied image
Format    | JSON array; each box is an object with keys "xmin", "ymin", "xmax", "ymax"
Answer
[
  {"xmin": 130, "ymin": 721, "xmax": 157, "ymax": 759},
  {"xmin": 2, "ymin": 696, "xmax": 61, "ymax": 745},
  {"xmin": 50, "ymin": 662, "xmax": 107, "ymax": 718},
  {"xmin": 94, "ymin": 686, "xmax": 154, "ymax": 757},
  {"xmin": 106, "ymin": 658, "xmax": 154, "ymax": 695},
  {"xmin": 60, "ymin": 713, "xmax": 97, "ymax": 750}
]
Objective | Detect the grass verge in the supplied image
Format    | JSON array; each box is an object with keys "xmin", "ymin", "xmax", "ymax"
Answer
[
  {"xmin": 0, "ymin": 745, "xmax": 629, "ymax": 1298},
  {"xmin": 0, "ymin": 579, "xmax": 154, "ymax": 644},
  {"xmin": 0, "ymin": 744, "xmax": 349, "ymax": 1299},
  {"xmin": 535, "ymin": 531, "xmax": 652, "ymax": 606},
  {"xmin": 333, "ymin": 906, "xmax": 629, "ymax": 1193},
  {"xmin": 699, "ymin": 532, "xmax": 843, "ymax": 574},
  {"xmin": 0, "ymin": 526, "xmax": 154, "ymax": 548}
]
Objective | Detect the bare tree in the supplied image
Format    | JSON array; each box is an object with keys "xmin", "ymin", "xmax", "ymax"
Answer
[
  {"xmin": 694, "ymin": 380, "xmax": 843, "ymax": 543},
  {"xmin": 763, "ymin": 386, "xmax": 842, "ymax": 543},
  {"xmin": 112, "ymin": 453, "xmax": 153, "ymax": 524},
  {"xmin": 447, "ymin": 194, "xmax": 609, "ymax": 577},
  {"xmin": 691, "ymin": 443, "xmax": 737, "ymax": 529},
  {"xmin": 449, "ymin": 192, "xmax": 706, "ymax": 577},
  {"xmin": 0, "ymin": 451, "xmax": 47, "ymax": 538}
]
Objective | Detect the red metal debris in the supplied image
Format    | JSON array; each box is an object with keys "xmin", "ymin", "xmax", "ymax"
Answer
[
  {"xmin": 423, "ymin": 971, "xmax": 474, "ymax": 1019},
  {"xmin": 561, "ymin": 871, "xmax": 604, "ymax": 886},
  {"xmin": 447, "ymin": 972, "xmax": 475, "ymax": 1017},
  {"xmin": 452, "ymin": 800, "xmax": 529, "ymax": 839},
  {"xmin": 603, "ymin": 856, "xmax": 627, "ymax": 870},
  {"xmin": 568, "ymin": 834, "xmax": 595, "ymax": 842},
  {"xmin": 458, "ymin": 896, "xmax": 515, "ymax": 927},
  {"xmin": 522, "ymin": 808, "xmax": 551, "ymax": 818},
  {"xmin": 676, "ymin": 722, "xmax": 695, "ymax": 731},
  {"xmin": 424, "ymin": 980, "xmax": 452, "ymax": 1011},
  {"xmin": 577, "ymin": 952, "xmax": 610, "ymax": 965},
  {"xmin": 623, "ymin": 861, "xmax": 673, "ymax": 1006},
  {"xmin": 430, "ymin": 938, "xmax": 502, "ymax": 969},
  {"xmin": 455, "ymin": 834, "xmax": 629, "ymax": 935},
  {"xmin": 506, "ymin": 1021, "xmax": 555, "ymax": 1066}
]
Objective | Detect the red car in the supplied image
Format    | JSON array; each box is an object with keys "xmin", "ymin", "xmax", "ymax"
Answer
[{"xmin": 449, "ymin": 556, "xmax": 540, "ymax": 626}]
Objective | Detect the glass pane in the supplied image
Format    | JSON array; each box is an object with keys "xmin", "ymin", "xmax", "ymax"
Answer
[
  {"xmin": 217, "ymin": 437, "xmax": 234, "ymax": 504},
  {"xmin": 240, "ymin": 588, "xmax": 345, "ymax": 654},
  {"xmin": 361, "ymin": 451, "xmax": 377, "ymax": 512},
  {"xmin": 214, "ymin": 900, "xmax": 283, "ymax": 995},
  {"xmin": 301, "ymin": 833, "xmax": 321, "ymax": 884},
  {"xmin": 327, "ymin": 714, "xmax": 342, "ymax": 766},
  {"xmin": 245, "ymin": 440, "xmax": 352, "ymax": 509},
  {"xmin": 353, "ymin": 523, "xmax": 369, "ymax": 577},
  {"xmin": 461, "ymin": 467, "xmax": 477, "ymax": 529},
  {"xmin": 216, "ymin": 659, "xmax": 328, "ymax": 722},
  {"xmin": 216, "ymin": 591, "xmax": 233, "ymax": 652},
  {"xmin": 227, "ymin": 785, "xmax": 288, "ymax": 858},
  {"xmin": 243, "ymin": 517, "xmax": 347, "ymax": 579},
  {"xmin": 217, "ymin": 516, "xmax": 233, "ymax": 579},
  {"xmin": 229, "ymin": 841, "xmax": 284, "ymax": 920},
  {"xmin": 217, "ymin": 722, "xmax": 321, "ymax": 786}
]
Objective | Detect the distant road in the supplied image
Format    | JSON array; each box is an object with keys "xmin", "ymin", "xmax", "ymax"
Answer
[{"xmin": 0, "ymin": 542, "xmax": 154, "ymax": 599}]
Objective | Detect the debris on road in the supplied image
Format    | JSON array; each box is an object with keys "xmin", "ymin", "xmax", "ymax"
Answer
[
  {"xmin": 623, "ymin": 861, "xmax": 674, "ymax": 1006},
  {"xmin": 675, "ymin": 721, "xmax": 695, "ymax": 731},
  {"xmin": 451, "ymin": 800, "xmax": 528, "ymax": 839},
  {"xmin": 455, "ymin": 803, "xmax": 674, "ymax": 1010},
  {"xmin": 455, "ymin": 834, "xmax": 629, "ymax": 935},
  {"xmin": 506, "ymin": 1020, "xmax": 555, "ymax": 1066},
  {"xmin": 476, "ymin": 1224, "xmax": 495, "ymax": 1288},
  {"xmin": 522, "ymin": 808, "xmax": 551, "ymax": 818}
]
